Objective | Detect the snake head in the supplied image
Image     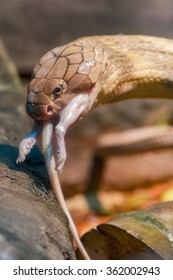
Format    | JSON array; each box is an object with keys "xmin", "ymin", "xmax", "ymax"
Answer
[{"xmin": 26, "ymin": 40, "xmax": 104, "ymax": 120}]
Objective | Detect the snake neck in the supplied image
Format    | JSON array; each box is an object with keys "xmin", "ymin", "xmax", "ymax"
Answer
[{"xmin": 90, "ymin": 35, "xmax": 173, "ymax": 108}]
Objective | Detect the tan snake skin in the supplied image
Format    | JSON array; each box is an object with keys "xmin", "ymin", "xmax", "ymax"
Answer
[{"xmin": 26, "ymin": 35, "xmax": 173, "ymax": 121}]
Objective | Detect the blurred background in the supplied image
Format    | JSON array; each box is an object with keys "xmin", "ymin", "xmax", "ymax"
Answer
[
  {"xmin": 1, "ymin": 0, "xmax": 173, "ymax": 72},
  {"xmin": 1, "ymin": 0, "xmax": 173, "ymax": 226}
]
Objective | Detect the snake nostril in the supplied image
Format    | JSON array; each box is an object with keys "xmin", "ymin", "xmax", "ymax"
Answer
[
  {"xmin": 47, "ymin": 105, "xmax": 53, "ymax": 115},
  {"xmin": 47, "ymin": 105, "xmax": 52, "ymax": 112}
]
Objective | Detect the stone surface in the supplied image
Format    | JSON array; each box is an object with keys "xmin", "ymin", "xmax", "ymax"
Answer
[
  {"xmin": 78, "ymin": 201, "xmax": 173, "ymax": 260},
  {"xmin": 0, "ymin": 159, "xmax": 74, "ymax": 260}
]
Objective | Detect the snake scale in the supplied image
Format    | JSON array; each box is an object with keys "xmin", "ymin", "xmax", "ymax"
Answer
[{"xmin": 16, "ymin": 35, "xmax": 173, "ymax": 259}]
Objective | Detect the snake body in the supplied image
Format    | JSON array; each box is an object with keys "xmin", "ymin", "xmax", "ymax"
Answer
[{"xmin": 26, "ymin": 35, "xmax": 173, "ymax": 122}]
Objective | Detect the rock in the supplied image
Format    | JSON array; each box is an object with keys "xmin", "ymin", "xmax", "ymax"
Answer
[
  {"xmin": 0, "ymin": 158, "xmax": 74, "ymax": 260},
  {"xmin": 0, "ymin": 39, "xmax": 76, "ymax": 259},
  {"xmin": 78, "ymin": 201, "xmax": 173, "ymax": 260}
]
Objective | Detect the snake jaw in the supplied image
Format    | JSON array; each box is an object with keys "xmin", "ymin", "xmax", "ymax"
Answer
[
  {"xmin": 26, "ymin": 90, "xmax": 61, "ymax": 120},
  {"xmin": 26, "ymin": 103, "xmax": 55, "ymax": 120}
]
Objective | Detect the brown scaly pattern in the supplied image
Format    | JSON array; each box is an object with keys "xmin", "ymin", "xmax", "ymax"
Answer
[
  {"xmin": 31, "ymin": 41, "xmax": 104, "ymax": 95},
  {"xmin": 27, "ymin": 35, "xmax": 173, "ymax": 121}
]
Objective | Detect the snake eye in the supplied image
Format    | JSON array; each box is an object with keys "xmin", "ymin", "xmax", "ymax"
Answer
[
  {"xmin": 53, "ymin": 85, "xmax": 63, "ymax": 100},
  {"xmin": 53, "ymin": 85, "xmax": 63, "ymax": 95}
]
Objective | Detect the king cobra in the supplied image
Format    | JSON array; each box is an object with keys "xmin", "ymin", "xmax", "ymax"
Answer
[{"xmin": 16, "ymin": 35, "xmax": 173, "ymax": 259}]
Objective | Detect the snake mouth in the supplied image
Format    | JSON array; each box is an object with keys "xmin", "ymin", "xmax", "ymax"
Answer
[
  {"xmin": 26, "ymin": 91, "xmax": 60, "ymax": 120},
  {"xmin": 26, "ymin": 103, "xmax": 58, "ymax": 120}
]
